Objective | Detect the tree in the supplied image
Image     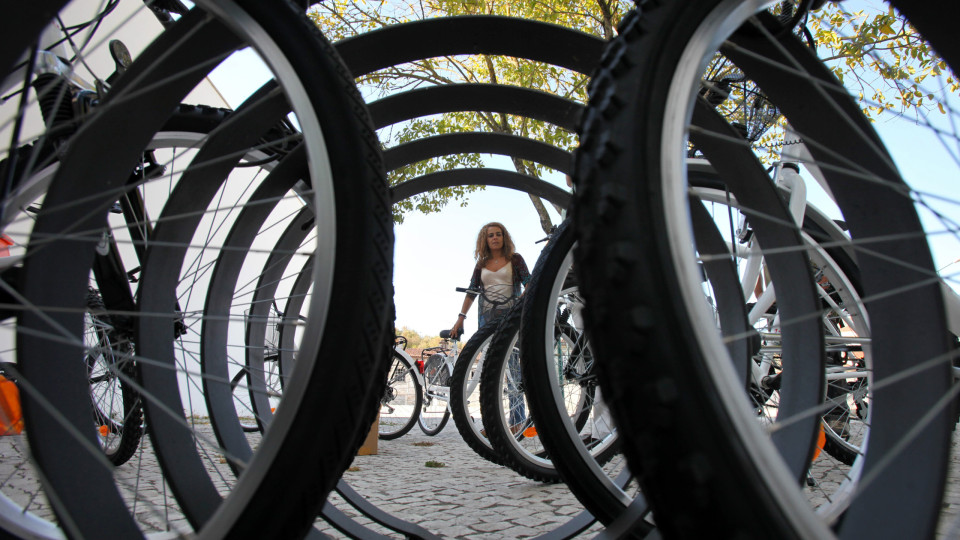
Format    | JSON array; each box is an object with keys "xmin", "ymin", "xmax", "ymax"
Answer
[
  {"xmin": 310, "ymin": 1, "xmax": 956, "ymax": 227},
  {"xmin": 396, "ymin": 325, "xmax": 457, "ymax": 351},
  {"xmin": 807, "ymin": 3, "xmax": 956, "ymax": 119}
]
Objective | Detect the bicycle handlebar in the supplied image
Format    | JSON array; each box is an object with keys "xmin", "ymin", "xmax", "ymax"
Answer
[{"xmin": 456, "ymin": 286, "xmax": 512, "ymax": 303}]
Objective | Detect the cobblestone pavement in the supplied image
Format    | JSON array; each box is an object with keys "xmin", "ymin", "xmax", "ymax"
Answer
[
  {"xmin": 318, "ymin": 424, "xmax": 613, "ymax": 538},
  {"xmin": 0, "ymin": 420, "xmax": 959, "ymax": 538},
  {"xmin": 318, "ymin": 421, "xmax": 960, "ymax": 539}
]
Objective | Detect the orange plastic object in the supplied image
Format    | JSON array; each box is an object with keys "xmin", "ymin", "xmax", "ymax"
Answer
[
  {"xmin": 0, "ymin": 375, "xmax": 23, "ymax": 435},
  {"xmin": 522, "ymin": 426, "xmax": 538, "ymax": 438},
  {"xmin": 812, "ymin": 424, "xmax": 826, "ymax": 461},
  {"xmin": 99, "ymin": 425, "xmax": 110, "ymax": 437}
]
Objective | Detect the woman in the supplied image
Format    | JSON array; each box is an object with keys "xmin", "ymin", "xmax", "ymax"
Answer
[{"xmin": 450, "ymin": 222, "xmax": 531, "ymax": 337}]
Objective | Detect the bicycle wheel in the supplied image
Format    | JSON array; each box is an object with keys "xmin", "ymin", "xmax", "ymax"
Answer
[
  {"xmin": 0, "ymin": 104, "xmax": 234, "ymax": 539},
  {"xmin": 418, "ymin": 353, "xmax": 451, "ymax": 436},
  {"xmin": 230, "ymin": 359, "xmax": 282, "ymax": 434},
  {"xmin": 519, "ymin": 219, "xmax": 638, "ymax": 524},
  {"xmin": 3, "ymin": 2, "xmax": 392, "ymax": 538},
  {"xmin": 380, "ymin": 348, "xmax": 422, "ymax": 440},
  {"xmin": 477, "ymin": 306, "xmax": 551, "ymax": 477},
  {"xmin": 84, "ymin": 287, "xmax": 143, "ymax": 466},
  {"xmin": 574, "ymin": 2, "xmax": 954, "ymax": 538},
  {"xmin": 689, "ymin": 182, "xmax": 872, "ymax": 473},
  {"xmin": 233, "ymin": 210, "xmax": 315, "ymax": 434},
  {"xmin": 480, "ymin": 297, "xmax": 622, "ymax": 486},
  {"xmin": 448, "ymin": 321, "xmax": 503, "ymax": 464}
]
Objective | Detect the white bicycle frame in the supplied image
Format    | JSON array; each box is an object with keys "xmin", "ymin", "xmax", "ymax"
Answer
[
  {"xmin": 418, "ymin": 333, "xmax": 459, "ymax": 412},
  {"xmin": 690, "ymin": 155, "xmax": 873, "ymax": 413},
  {"xmin": 781, "ymin": 130, "xmax": 960, "ymax": 340},
  {"xmin": 392, "ymin": 344, "xmax": 426, "ymax": 391}
]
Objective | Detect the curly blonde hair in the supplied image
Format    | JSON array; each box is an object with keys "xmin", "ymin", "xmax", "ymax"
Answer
[{"xmin": 474, "ymin": 222, "xmax": 515, "ymax": 264}]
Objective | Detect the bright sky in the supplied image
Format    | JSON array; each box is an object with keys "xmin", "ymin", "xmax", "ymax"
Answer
[{"xmin": 392, "ymin": 166, "xmax": 567, "ymax": 337}]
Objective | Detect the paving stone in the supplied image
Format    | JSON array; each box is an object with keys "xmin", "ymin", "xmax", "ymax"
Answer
[
  {"xmin": 509, "ymin": 514, "xmax": 553, "ymax": 528},
  {"xmin": 503, "ymin": 525, "xmax": 540, "ymax": 537},
  {"xmin": 471, "ymin": 520, "xmax": 512, "ymax": 533}
]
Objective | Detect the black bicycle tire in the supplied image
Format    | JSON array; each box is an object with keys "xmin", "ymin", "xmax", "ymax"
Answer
[
  {"xmin": 84, "ymin": 287, "xmax": 143, "ymax": 466},
  {"xmin": 711, "ymin": 9, "xmax": 951, "ymax": 536},
  {"xmin": 520, "ymin": 175, "xmax": 768, "ymax": 525},
  {"xmin": 518, "ymin": 219, "xmax": 636, "ymax": 522},
  {"xmin": 120, "ymin": 104, "xmax": 291, "ymax": 441},
  {"xmin": 380, "ymin": 349, "xmax": 422, "ymax": 440},
  {"xmin": 14, "ymin": 11, "xmax": 245, "ymax": 535},
  {"xmin": 0, "ymin": 99, "xmax": 257, "ymax": 537},
  {"xmin": 418, "ymin": 354, "xmax": 451, "ymax": 436},
  {"xmin": 886, "ymin": 1, "xmax": 960, "ymax": 78},
  {"xmin": 801, "ymin": 217, "xmax": 867, "ymax": 467},
  {"xmin": 572, "ymin": 3, "xmax": 952, "ymax": 538},
  {"xmin": 477, "ymin": 304, "xmax": 558, "ymax": 480},
  {"xmin": 13, "ymin": 2, "xmax": 393, "ymax": 538},
  {"xmin": 482, "ymin": 298, "xmax": 622, "ymax": 485},
  {"xmin": 130, "ymin": 18, "xmax": 392, "ymax": 536},
  {"xmin": 448, "ymin": 321, "xmax": 505, "ymax": 465},
  {"xmin": 417, "ymin": 406, "xmax": 451, "ymax": 436},
  {"xmin": 480, "ymin": 299, "xmax": 617, "ymax": 486},
  {"xmin": 249, "ymin": 213, "xmax": 316, "ymax": 432},
  {"xmin": 573, "ymin": 5, "xmax": 827, "ymax": 530}
]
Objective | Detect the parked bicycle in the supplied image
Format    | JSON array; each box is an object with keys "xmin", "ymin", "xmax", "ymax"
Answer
[
  {"xmin": 572, "ymin": 1, "xmax": 960, "ymax": 537},
  {"xmin": 84, "ymin": 286, "xmax": 143, "ymax": 466},
  {"xmin": 389, "ymin": 288, "xmax": 490, "ymax": 439},
  {"xmin": 0, "ymin": 1, "xmax": 393, "ymax": 538},
  {"xmin": 478, "ymin": 221, "xmax": 620, "ymax": 486},
  {"xmin": 447, "ymin": 287, "xmax": 524, "ymax": 465},
  {"xmin": 417, "ymin": 329, "xmax": 460, "ymax": 436},
  {"xmin": 2, "ymin": 29, "xmax": 157, "ymax": 466},
  {"xmin": 378, "ymin": 336, "xmax": 422, "ymax": 440},
  {"xmin": 231, "ymin": 301, "xmax": 289, "ymax": 433}
]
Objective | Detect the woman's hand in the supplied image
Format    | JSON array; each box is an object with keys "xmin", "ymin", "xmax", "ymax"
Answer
[{"xmin": 451, "ymin": 315, "xmax": 465, "ymax": 338}]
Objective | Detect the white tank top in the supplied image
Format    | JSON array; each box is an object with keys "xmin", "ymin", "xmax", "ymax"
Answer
[{"xmin": 481, "ymin": 262, "xmax": 512, "ymax": 301}]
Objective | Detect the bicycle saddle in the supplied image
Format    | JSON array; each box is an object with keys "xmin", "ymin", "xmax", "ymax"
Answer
[{"xmin": 439, "ymin": 329, "xmax": 461, "ymax": 340}]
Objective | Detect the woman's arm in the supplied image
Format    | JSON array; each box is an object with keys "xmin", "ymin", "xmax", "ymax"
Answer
[
  {"xmin": 513, "ymin": 253, "xmax": 532, "ymax": 294},
  {"xmin": 450, "ymin": 293, "xmax": 474, "ymax": 337},
  {"xmin": 452, "ymin": 265, "xmax": 482, "ymax": 336}
]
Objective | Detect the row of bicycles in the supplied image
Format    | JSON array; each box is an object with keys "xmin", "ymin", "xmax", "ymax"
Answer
[
  {"xmin": 2, "ymin": 0, "xmax": 959, "ymax": 538},
  {"xmin": 3, "ymin": 0, "xmax": 394, "ymax": 538},
  {"xmin": 380, "ymin": 1, "xmax": 960, "ymax": 538}
]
